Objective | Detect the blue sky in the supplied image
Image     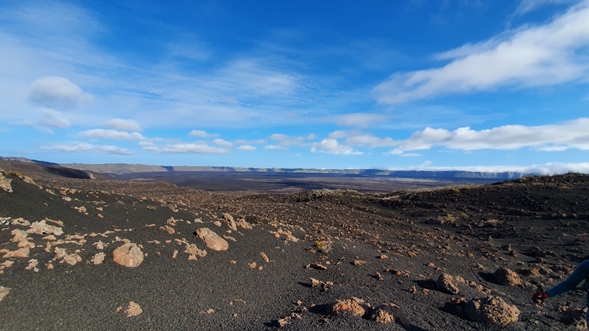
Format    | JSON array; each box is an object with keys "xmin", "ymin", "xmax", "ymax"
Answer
[{"xmin": 1, "ymin": 0, "xmax": 589, "ymax": 173}]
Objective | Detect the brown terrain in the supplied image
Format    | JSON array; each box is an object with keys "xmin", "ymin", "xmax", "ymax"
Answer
[{"xmin": 0, "ymin": 160, "xmax": 588, "ymax": 330}]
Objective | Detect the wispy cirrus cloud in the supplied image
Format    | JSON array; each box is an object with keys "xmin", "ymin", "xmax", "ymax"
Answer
[
  {"xmin": 374, "ymin": 1, "xmax": 589, "ymax": 104},
  {"xmin": 236, "ymin": 145, "xmax": 257, "ymax": 151},
  {"xmin": 162, "ymin": 142, "xmax": 229, "ymax": 154},
  {"xmin": 188, "ymin": 130, "xmax": 219, "ymax": 138},
  {"xmin": 40, "ymin": 142, "xmax": 132, "ymax": 155},
  {"xmin": 403, "ymin": 161, "xmax": 589, "ymax": 175},
  {"xmin": 78, "ymin": 129, "xmax": 144, "ymax": 140}
]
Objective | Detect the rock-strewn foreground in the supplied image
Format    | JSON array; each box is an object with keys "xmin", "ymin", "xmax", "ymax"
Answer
[{"xmin": 1, "ymin": 168, "xmax": 589, "ymax": 330}]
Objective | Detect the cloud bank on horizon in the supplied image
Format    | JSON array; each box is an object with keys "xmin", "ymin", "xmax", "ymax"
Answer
[{"xmin": 0, "ymin": 0, "xmax": 588, "ymax": 174}]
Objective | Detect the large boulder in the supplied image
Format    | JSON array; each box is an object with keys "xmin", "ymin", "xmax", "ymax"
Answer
[
  {"xmin": 113, "ymin": 243, "xmax": 144, "ymax": 268},
  {"xmin": 196, "ymin": 228, "xmax": 229, "ymax": 251},
  {"xmin": 436, "ymin": 273, "xmax": 460, "ymax": 294},
  {"xmin": 493, "ymin": 267, "xmax": 521, "ymax": 286},
  {"xmin": 464, "ymin": 296, "xmax": 520, "ymax": 326}
]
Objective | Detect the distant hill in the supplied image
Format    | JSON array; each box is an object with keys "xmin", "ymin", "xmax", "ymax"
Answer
[
  {"xmin": 61, "ymin": 162, "xmax": 531, "ymax": 180},
  {"xmin": 0, "ymin": 157, "xmax": 99, "ymax": 180}
]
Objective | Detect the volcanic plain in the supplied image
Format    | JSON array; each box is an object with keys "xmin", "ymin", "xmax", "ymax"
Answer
[{"xmin": 0, "ymin": 161, "xmax": 588, "ymax": 330}]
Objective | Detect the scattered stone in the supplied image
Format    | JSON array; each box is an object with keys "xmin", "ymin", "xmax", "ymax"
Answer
[
  {"xmin": 199, "ymin": 309, "xmax": 215, "ymax": 315},
  {"xmin": 1, "ymin": 247, "xmax": 30, "ymax": 258},
  {"xmin": 310, "ymin": 278, "xmax": 334, "ymax": 292},
  {"xmin": 93, "ymin": 241, "xmax": 106, "ymax": 250},
  {"xmin": 270, "ymin": 229, "xmax": 299, "ymax": 242},
  {"xmin": 329, "ymin": 297, "xmax": 370, "ymax": 317},
  {"xmin": 260, "ymin": 252, "xmax": 270, "ymax": 263},
  {"xmin": 184, "ymin": 243, "xmax": 207, "ymax": 260},
  {"xmin": 25, "ymin": 259, "xmax": 38, "ymax": 271},
  {"xmin": 196, "ymin": 228, "xmax": 229, "ymax": 251},
  {"xmin": 316, "ymin": 241, "xmax": 332, "ymax": 253},
  {"xmin": 493, "ymin": 267, "xmax": 521, "ymax": 286},
  {"xmin": 172, "ymin": 250, "xmax": 178, "ymax": 259},
  {"xmin": 10, "ymin": 229, "xmax": 28, "ymax": 242},
  {"xmin": 353, "ymin": 259, "xmax": 366, "ymax": 266},
  {"xmin": 248, "ymin": 262, "xmax": 257, "ymax": 269},
  {"xmin": 91, "ymin": 252, "xmax": 106, "ymax": 265},
  {"xmin": 306, "ymin": 263, "xmax": 328, "ymax": 270},
  {"xmin": 437, "ymin": 273, "xmax": 460, "ymax": 294},
  {"xmin": 27, "ymin": 220, "xmax": 63, "ymax": 236},
  {"xmin": 0, "ymin": 173, "xmax": 13, "ymax": 192},
  {"xmin": 11, "ymin": 218, "xmax": 30, "ymax": 226},
  {"xmin": 0, "ymin": 286, "xmax": 10, "ymax": 301},
  {"xmin": 368, "ymin": 303, "xmax": 400, "ymax": 324},
  {"xmin": 61, "ymin": 252, "xmax": 82, "ymax": 266},
  {"xmin": 160, "ymin": 225, "xmax": 175, "ymax": 235},
  {"xmin": 236, "ymin": 218, "xmax": 253, "ymax": 230},
  {"xmin": 464, "ymin": 296, "xmax": 520, "ymax": 326},
  {"xmin": 113, "ymin": 243, "xmax": 144, "ymax": 268},
  {"xmin": 223, "ymin": 213, "xmax": 238, "ymax": 231},
  {"xmin": 124, "ymin": 301, "xmax": 143, "ymax": 317}
]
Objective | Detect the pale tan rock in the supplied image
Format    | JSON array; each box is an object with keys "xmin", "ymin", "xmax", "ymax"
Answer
[
  {"xmin": 329, "ymin": 297, "xmax": 370, "ymax": 317},
  {"xmin": 10, "ymin": 218, "xmax": 30, "ymax": 226},
  {"xmin": 248, "ymin": 262, "xmax": 257, "ymax": 269},
  {"xmin": 437, "ymin": 273, "xmax": 460, "ymax": 294},
  {"xmin": 493, "ymin": 267, "xmax": 521, "ymax": 286},
  {"xmin": 25, "ymin": 259, "xmax": 38, "ymax": 271},
  {"xmin": 236, "ymin": 218, "xmax": 253, "ymax": 230},
  {"xmin": 2, "ymin": 247, "xmax": 30, "ymax": 258},
  {"xmin": 160, "ymin": 225, "xmax": 175, "ymax": 235},
  {"xmin": 93, "ymin": 241, "xmax": 106, "ymax": 250},
  {"xmin": 0, "ymin": 286, "xmax": 10, "ymax": 301},
  {"xmin": 10, "ymin": 229, "xmax": 28, "ymax": 242},
  {"xmin": 22, "ymin": 176, "xmax": 42, "ymax": 189},
  {"xmin": 113, "ymin": 243, "xmax": 144, "ymax": 268},
  {"xmin": 260, "ymin": 252, "xmax": 270, "ymax": 263},
  {"xmin": 91, "ymin": 252, "xmax": 106, "ymax": 265},
  {"xmin": 18, "ymin": 240, "xmax": 35, "ymax": 249},
  {"xmin": 27, "ymin": 220, "xmax": 63, "ymax": 236},
  {"xmin": 196, "ymin": 228, "xmax": 229, "ymax": 251},
  {"xmin": 125, "ymin": 301, "xmax": 143, "ymax": 317},
  {"xmin": 270, "ymin": 229, "xmax": 299, "ymax": 242},
  {"xmin": 45, "ymin": 218, "xmax": 64, "ymax": 227},
  {"xmin": 369, "ymin": 303, "xmax": 400, "ymax": 324},
  {"xmin": 61, "ymin": 253, "xmax": 82, "ymax": 266},
  {"xmin": 172, "ymin": 250, "xmax": 178, "ymax": 259},
  {"xmin": 184, "ymin": 243, "xmax": 207, "ymax": 260},
  {"xmin": 42, "ymin": 235, "xmax": 56, "ymax": 241},
  {"xmin": 223, "ymin": 213, "xmax": 237, "ymax": 231},
  {"xmin": 464, "ymin": 296, "xmax": 520, "ymax": 326},
  {"xmin": 0, "ymin": 173, "xmax": 12, "ymax": 192}
]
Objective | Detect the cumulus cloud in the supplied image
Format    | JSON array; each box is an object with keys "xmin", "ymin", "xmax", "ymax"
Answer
[
  {"xmin": 403, "ymin": 162, "xmax": 589, "ymax": 175},
  {"xmin": 213, "ymin": 138, "xmax": 233, "ymax": 147},
  {"xmin": 105, "ymin": 118, "xmax": 142, "ymax": 132},
  {"xmin": 78, "ymin": 129, "xmax": 144, "ymax": 140},
  {"xmin": 237, "ymin": 145, "xmax": 257, "ymax": 151},
  {"xmin": 40, "ymin": 143, "xmax": 132, "ymax": 154},
  {"xmin": 374, "ymin": 1, "xmax": 589, "ymax": 104},
  {"xmin": 162, "ymin": 142, "xmax": 228, "ymax": 154},
  {"xmin": 311, "ymin": 139, "xmax": 362, "ymax": 155},
  {"xmin": 188, "ymin": 130, "xmax": 219, "ymax": 138},
  {"xmin": 388, "ymin": 118, "xmax": 589, "ymax": 154},
  {"xmin": 28, "ymin": 77, "xmax": 93, "ymax": 109},
  {"xmin": 38, "ymin": 109, "xmax": 70, "ymax": 129},
  {"xmin": 234, "ymin": 139, "xmax": 267, "ymax": 145},
  {"xmin": 138, "ymin": 141, "xmax": 158, "ymax": 151},
  {"xmin": 264, "ymin": 145, "xmax": 288, "ymax": 151}
]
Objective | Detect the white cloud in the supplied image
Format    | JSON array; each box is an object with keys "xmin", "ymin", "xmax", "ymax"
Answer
[
  {"xmin": 162, "ymin": 142, "xmax": 228, "ymax": 154},
  {"xmin": 264, "ymin": 145, "xmax": 288, "ymax": 151},
  {"xmin": 28, "ymin": 77, "xmax": 93, "ymax": 109},
  {"xmin": 237, "ymin": 145, "xmax": 257, "ymax": 151},
  {"xmin": 213, "ymin": 138, "xmax": 233, "ymax": 147},
  {"xmin": 234, "ymin": 139, "xmax": 267, "ymax": 145},
  {"xmin": 402, "ymin": 162, "xmax": 589, "ymax": 175},
  {"xmin": 105, "ymin": 118, "xmax": 142, "ymax": 132},
  {"xmin": 38, "ymin": 109, "xmax": 70, "ymax": 129},
  {"xmin": 40, "ymin": 142, "xmax": 132, "ymax": 155},
  {"xmin": 334, "ymin": 113, "xmax": 388, "ymax": 127},
  {"xmin": 188, "ymin": 130, "xmax": 219, "ymax": 138},
  {"xmin": 138, "ymin": 141, "xmax": 158, "ymax": 151},
  {"xmin": 327, "ymin": 130, "xmax": 396, "ymax": 147},
  {"xmin": 374, "ymin": 1, "xmax": 589, "ymax": 104},
  {"xmin": 388, "ymin": 118, "xmax": 589, "ymax": 154},
  {"xmin": 269, "ymin": 133, "xmax": 315, "ymax": 146},
  {"xmin": 514, "ymin": 0, "xmax": 578, "ymax": 15},
  {"xmin": 311, "ymin": 139, "xmax": 363, "ymax": 155},
  {"xmin": 78, "ymin": 129, "xmax": 144, "ymax": 140}
]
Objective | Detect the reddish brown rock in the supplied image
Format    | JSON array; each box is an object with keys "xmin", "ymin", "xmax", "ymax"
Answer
[
  {"xmin": 493, "ymin": 267, "xmax": 521, "ymax": 286},
  {"xmin": 368, "ymin": 303, "xmax": 400, "ymax": 324},
  {"xmin": 329, "ymin": 297, "xmax": 370, "ymax": 317},
  {"xmin": 125, "ymin": 301, "xmax": 143, "ymax": 317},
  {"xmin": 437, "ymin": 273, "xmax": 460, "ymax": 294},
  {"xmin": 113, "ymin": 243, "xmax": 144, "ymax": 268}
]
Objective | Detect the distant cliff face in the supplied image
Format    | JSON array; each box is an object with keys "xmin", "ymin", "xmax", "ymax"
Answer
[{"xmin": 60, "ymin": 163, "xmax": 529, "ymax": 179}]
